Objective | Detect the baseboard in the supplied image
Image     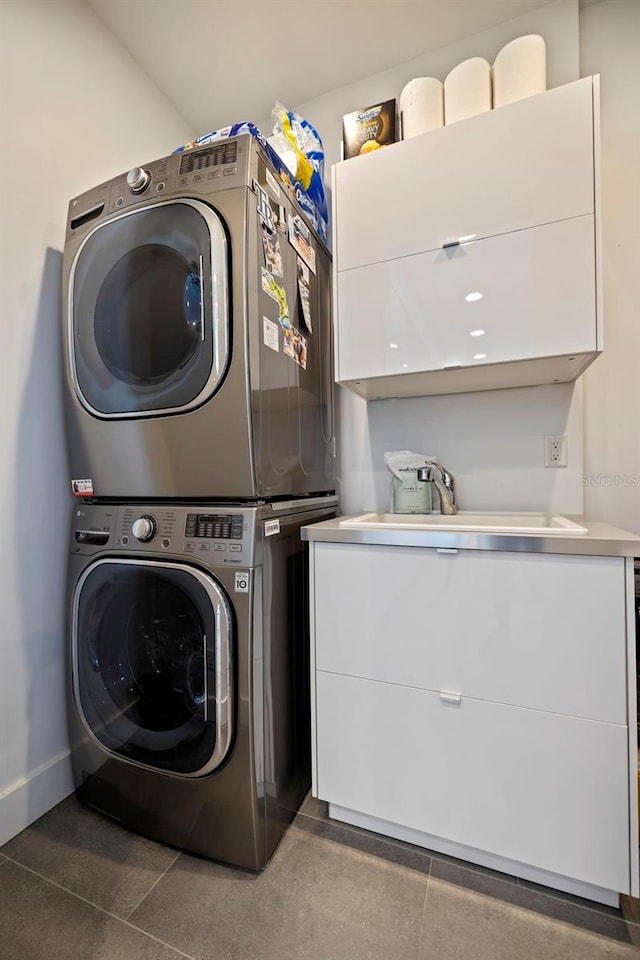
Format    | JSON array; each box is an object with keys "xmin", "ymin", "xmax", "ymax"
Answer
[
  {"xmin": 328, "ymin": 803, "xmax": 621, "ymax": 909},
  {"xmin": 0, "ymin": 751, "xmax": 74, "ymax": 846}
]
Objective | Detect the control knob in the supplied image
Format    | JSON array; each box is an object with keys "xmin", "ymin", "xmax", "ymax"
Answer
[
  {"xmin": 126, "ymin": 167, "xmax": 151, "ymax": 194},
  {"xmin": 132, "ymin": 515, "xmax": 157, "ymax": 542}
]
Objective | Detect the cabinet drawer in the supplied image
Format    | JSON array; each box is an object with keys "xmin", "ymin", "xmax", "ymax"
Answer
[
  {"xmin": 316, "ymin": 672, "xmax": 630, "ymax": 892},
  {"xmin": 334, "ymin": 78, "xmax": 595, "ymax": 273},
  {"xmin": 337, "ymin": 215, "xmax": 597, "ymax": 382},
  {"xmin": 314, "ymin": 543, "xmax": 626, "ymax": 723}
]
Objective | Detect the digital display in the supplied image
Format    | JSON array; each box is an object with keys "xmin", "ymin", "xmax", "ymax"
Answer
[
  {"xmin": 185, "ymin": 513, "xmax": 243, "ymax": 540},
  {"xmin": 179, "ymin": 142, "xmax": 238, "ymax": 175}
]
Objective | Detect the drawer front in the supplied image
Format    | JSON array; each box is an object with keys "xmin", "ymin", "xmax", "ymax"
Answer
[
  {"xmin": 316, "ymin": 672, "xmax": 630, "ymax": 892},
  {"xmin": 335, "ymin": 78, "xmax": 594, "ymax": 272},
  {"xmin": 337, "ymin": 216, "xmax": 597, "ymax": 382},
  {"xmin": 314, "ymin": 543, "xmax": 626, "ymax": 724}
]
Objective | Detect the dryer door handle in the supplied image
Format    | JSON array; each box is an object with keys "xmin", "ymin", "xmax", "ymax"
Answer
[{"xmin": 199, "ymin": 255, "xmax": 205, "ymax": 341}]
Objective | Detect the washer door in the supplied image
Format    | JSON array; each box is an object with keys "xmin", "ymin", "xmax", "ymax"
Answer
[
  {"xmin": 73, "ymin": 559, "xmax": 233, "ymax": 776},
  {"xmin": 69, "ymin": 200, "xmax": 229, "ymax": 417}
]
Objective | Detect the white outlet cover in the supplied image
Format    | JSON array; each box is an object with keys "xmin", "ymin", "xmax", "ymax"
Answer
[{"xmin": 544, "ymin": 435, "xmax": 568, "ymax": 468}]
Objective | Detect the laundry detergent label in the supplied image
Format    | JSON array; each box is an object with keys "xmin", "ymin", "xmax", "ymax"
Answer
[
  {"xmin": 234, "ymin": 572, "xmax": 250, "ymax": 593},
  {"xmin": 71, "ymin": 479, "xmax": 93, "ymax": 496}
]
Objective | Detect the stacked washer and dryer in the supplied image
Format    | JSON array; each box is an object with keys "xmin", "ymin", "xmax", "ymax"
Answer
[{"xmin": 61, "ymin": 135, "xmax": 337, "ymax": 869}]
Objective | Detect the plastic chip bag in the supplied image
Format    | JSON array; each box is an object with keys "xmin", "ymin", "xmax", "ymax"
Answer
[{"xmin": 269, "ymin": 102, "xmax": 328, "ymax": 241}]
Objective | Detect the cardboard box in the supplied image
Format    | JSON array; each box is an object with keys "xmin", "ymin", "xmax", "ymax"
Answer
[{"xmin": 342, "ymin": 100, "xmax": 397, "ymax": 160}]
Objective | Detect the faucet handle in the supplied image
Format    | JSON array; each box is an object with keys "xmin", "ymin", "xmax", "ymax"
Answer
[{"xmin": 439, "ymin": 465, "xmax": 455, "ymax": 494}]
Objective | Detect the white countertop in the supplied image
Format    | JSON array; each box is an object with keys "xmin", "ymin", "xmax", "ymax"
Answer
[{"xmin": 301, "ymin": 515, "xmax": 640, "ymax": 557}]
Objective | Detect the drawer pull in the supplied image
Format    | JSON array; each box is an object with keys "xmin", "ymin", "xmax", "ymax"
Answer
[
  {"xmin": 436, "ymin": 547, "xmax": 458, "ymax": 555},
  {"xmin": 440, "ymin": 691, "xmax": 462, "ymax": 704},
  {"xmin": 442, "ymin": 239, "xmax": 460, "ymax": 249}
]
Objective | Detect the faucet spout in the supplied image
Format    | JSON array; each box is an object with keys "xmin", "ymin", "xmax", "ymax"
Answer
[{"xmin": 417, "ymin": 462, "xmax": 457, "ymax": 515}]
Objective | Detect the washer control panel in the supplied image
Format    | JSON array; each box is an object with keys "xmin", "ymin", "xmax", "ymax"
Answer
[{"xmin": 71, "ymin": 504, "xmax": 253, "ymax": 565}]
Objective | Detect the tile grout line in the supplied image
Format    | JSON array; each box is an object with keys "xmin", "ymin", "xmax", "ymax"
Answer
[
  {"xmin": 416, "ymin": 856, "xmax": 433, "ymax": 958},
  {"xmin": 295, "ymin": 808, "xmax": 640, "ymax": 928},
  {"xmin": 1, "ymin": 855, "xmax": 197, "ymax": 960},
  {"xmin": 124, "ymin": 848, "xmax": 182, "ymax": 922}
]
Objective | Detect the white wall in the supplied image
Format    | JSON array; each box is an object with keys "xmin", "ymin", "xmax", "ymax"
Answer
[
  {"xmin": 280, "ymin": 0, "xmax": 580, "ymax": 170},
  {"xmin": 0, "ymin": 0, "xmax": 193, "ymax": 843},
  {"xmin": 277, "ymin": 0, "xmax": 588, "ymax": 516},
  {"xmin": 580, "ymin": 0, "xmax": 640, "ymax": 534}
]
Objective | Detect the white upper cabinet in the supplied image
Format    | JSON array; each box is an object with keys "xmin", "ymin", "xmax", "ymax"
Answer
[{"xmin": 333, "ymin": 77, "xmax": 602, "ymax": 399}]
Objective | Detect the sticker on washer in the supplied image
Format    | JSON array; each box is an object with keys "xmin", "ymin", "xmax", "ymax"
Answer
[
  {"xmin": 297, "ymin": 257, "xmax": 312, "ymax": 333},
  {"xmin": 265, "ymin": 168, "xmax": 282, "ymax": 201},
  {"xmin": 261, "ymin": 268, "xmax": 290, "ymax": 328},
  {"xmin": 263, "ymin": 316, "xmax": 279, "ymax": 352},
  {"xmin": 252, "ymin": 180, "xmax": 275, "ymax": 233},
  {"xmin": 264, "ymin": 519, "xmax": 280, "ymax": 537},
  {"xmin": 288, "ymin": 214, "xmax": 316, "ymax": 274},
  {"xmin": 261, "ymin": 220, "xmax": 283, "ymax": 276},
  {"xmin": 234, "ymin": 572, "xmax": 250, "ymax": 593},
  {"xmin": 71, "ymin": 479, "xmax": 93, "ymax": 496},
  {"xmin": 283, "ymin": 327, "xmax": 307, "ymax": 370}
]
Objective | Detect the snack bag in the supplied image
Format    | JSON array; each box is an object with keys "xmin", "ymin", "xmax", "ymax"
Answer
[{"xmin": 270, "ymin": 102, "xmax": 328, "ymax": 239}]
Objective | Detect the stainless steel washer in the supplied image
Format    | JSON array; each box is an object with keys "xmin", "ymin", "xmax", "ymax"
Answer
[{"xmin": 67, "ymin": 496, "xmax": 336, "ymax": 868}]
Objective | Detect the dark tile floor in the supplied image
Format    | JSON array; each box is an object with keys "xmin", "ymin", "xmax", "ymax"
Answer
[{"xmin": 1, "ymin": 793, "xmax": 639, "ymax": 960}]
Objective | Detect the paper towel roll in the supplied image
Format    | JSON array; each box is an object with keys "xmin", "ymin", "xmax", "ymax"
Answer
[
  {"xmin": 444, "ymin": 58, "xmax": 492, "ymax": 125},
  {"xmin": 399, "ymin": 78, "xmax": 444, "ymax": 139},
  {"xmin": 493, "ymin": 35, "xmax": 546, "ymax": 108}
]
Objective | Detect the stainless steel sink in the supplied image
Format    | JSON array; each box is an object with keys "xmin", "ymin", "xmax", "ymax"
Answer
[{"xmin": 339, "ymin": 512, "xmax": 589, "ymax": 535}]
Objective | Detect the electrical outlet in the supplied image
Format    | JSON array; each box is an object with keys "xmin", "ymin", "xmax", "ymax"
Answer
[{"xmin": 544, "ymin": 435, "xmax": 568, "ymax": 467}]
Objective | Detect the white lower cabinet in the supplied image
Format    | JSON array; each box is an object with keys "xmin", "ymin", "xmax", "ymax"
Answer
[
  {"xmin": 316, "ymin": 671, "xmax": 629, "ymax": 893},
  {"xmin": 314, "ymin": 544, "xmax": 626, "ymax": 723},
  {"xmin": 310, "ymin": 541, "xmax": 637, "ymax": 899}
]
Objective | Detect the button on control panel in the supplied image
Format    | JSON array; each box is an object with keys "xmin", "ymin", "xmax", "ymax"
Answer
[{"xmin": 183, "ymin": 512, "xmax": 246, "ymax": 563}]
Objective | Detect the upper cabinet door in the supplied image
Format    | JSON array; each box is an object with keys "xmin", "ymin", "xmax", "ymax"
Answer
[
  {"xmin": 337, "ymin": 214, "xmax": 597, "ymax": 381},
  {"xmin": 334, "ymin": 78, "xmax": 595, "ymax": 273}
]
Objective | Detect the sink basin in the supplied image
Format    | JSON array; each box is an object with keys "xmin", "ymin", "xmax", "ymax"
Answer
[{"xmin": 339, "ymin": 512, "xmax": 589, "ymax": 536}]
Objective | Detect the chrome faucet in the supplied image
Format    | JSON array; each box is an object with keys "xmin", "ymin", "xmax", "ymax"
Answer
[{"xmin": 417, "ymin": 463, "xmax": 457, "ymax": 515}]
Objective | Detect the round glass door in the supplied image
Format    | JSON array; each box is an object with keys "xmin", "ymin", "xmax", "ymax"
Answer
[
  {"xmin": 70, "ymin": 200, "xmax": 229, "ymax": 417},
  {"xmin": 73, "ymin": 559, "xmax": 233, "ymax": 776}
]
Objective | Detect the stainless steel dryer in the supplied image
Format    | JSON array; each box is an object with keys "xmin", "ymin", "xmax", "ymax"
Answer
[
  {"xmin": 67, "ymin": 496, "xmax": 336, "ymax": 869},
  {"xmin": 61, "ymin": 135, "xmax": 334, "ymax": 499}
]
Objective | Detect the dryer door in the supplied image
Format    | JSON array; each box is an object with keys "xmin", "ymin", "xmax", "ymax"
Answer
[
  {"xmin": 72, "ymin": 558, "xmax": 233, "ymax": 776},
  {"xmin": 69, "ymin": 200, "xmax": 229, "ymax": 417}
]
